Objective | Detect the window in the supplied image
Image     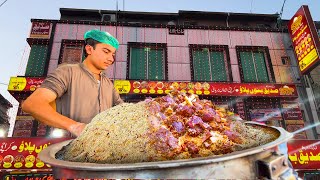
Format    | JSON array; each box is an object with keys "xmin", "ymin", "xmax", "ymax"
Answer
[
  {"xmin": 190, "ymin": 45, "xmax": 231, "ymax": 82},
  {"xmin": 25, "ymin": 43, "xmax": 48, "ymax": 77},
  {"xmin": 236, "ymin": 46, "xmax": 274, "ymax": 83},
  {"xmin": 59, "ymin": 40, "xmax": 84, "ymax": 64},
  {"xmin": 127, "ymin": 43, "xmax": 168, "ymax": 80}
]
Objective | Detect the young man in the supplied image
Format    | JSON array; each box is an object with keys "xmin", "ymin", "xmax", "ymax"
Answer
[{"xmin": 22, "ymin": 29, "xmax": 124, "ymax": 137}]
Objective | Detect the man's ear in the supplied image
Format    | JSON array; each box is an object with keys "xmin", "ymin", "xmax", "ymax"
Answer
[{"xmin": 85, "ymin": 45, "xmax": 93, "ymax": 55}]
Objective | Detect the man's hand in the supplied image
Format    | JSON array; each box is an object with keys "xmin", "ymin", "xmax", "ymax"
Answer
[
  {"xmin": 68, "ymin": 122, "xmax": 87, "ymax": 137},
  {"xmin": 22, "ymin": 88, "xmax": 83, "ymax": 135}
]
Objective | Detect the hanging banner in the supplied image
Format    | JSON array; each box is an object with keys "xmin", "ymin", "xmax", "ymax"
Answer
[
  {"xmin": 0, "ymin": 138, "xmax": 71, "ymax": 170},
  {"xmin": 114, "ymin": 80, "xmax": 298, "ymax": 97},
  {"xmin": 288, "ymin": 5, "xmax": 320, "ymax": 74},
  {"xmin": 288, "ymin": 140, "xmax": 320, "ymax": 169},
  {"xmin": 8, "ymin": 77, "xmax": 45, "ymax": 92}
]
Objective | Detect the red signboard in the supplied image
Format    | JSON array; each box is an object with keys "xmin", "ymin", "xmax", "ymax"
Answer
[
  {"xmin": 288, "ymin": 5, "xmax": 320, "ymax": 74},
  {"xmin": 285, "ymin": 120, "xmax": 307, "ymax": 139},
  {"xmin": 288, "ymin": 140, "xmax": 320, "ymax": 169},
  {"xmin": 30, "ymin": 22, "xmax": 51, "ymax": 39},
  {"xmin": 283, "ymin": 108, "xmax": 304, "ymax": 120},
  {"xmin": 249, "ymin": 108, "xmax": 282, "ymax": 122},
  {"xmin": 0, "ymin": 138, "xmax": 71, "ymax": 170},
  {"xmin": 3, "ymin": 173, "xmax": 53, "ymax": 180},
  {"xmin": 114, "ymin": 80, "xmax": 298, "ymax": 97},
  {"xmin": 8, "ymin": 77, "xmax": 45, "ymax": 92},
  {"xmin": 13, "ymin": 118, "xmax": 35, "ymax": 137},
  {"xmin": 280, "ymin": 99, "xmax": 307, "ymax": 139},
  {"xmin": 235, "ymin": 101, "xmax": 246, "ymax": 119},
  {"xmin": 8, "ymin": 77, "xmax": 299, "ymax": 98}
]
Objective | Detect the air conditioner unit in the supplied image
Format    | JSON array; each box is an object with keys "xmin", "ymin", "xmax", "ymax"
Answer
[{"xmin": 101, "ymin": 14, "xmax": 116, "ymax": 22}]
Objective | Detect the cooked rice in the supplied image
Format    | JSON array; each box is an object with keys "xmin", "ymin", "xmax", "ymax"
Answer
[
  {"xmin": 58, "ymin": 93, "xmax": 278, "ymax": 164},
  {"xmin": 61, "ymin": 102, "xmax": 160, "ymax": 163}
]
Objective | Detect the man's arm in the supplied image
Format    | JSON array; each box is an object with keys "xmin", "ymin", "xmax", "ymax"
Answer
[
  {"xmin": 112, "ymin": 86, "xmax": 124, "ymax": 106},
  {"xmin": 21, "ymin": 88, "xmax": 85, "ymax": 136}
]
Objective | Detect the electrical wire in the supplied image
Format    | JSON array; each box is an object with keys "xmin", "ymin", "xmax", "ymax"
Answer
[
  {"xmin": 0, "ymin": 0, "xmax": 8, "ymax": 8},
  {"xmin": 0, "ymin": 82, "xmax": 8, "ymax": 86},
  {"xmin": 279, "ymin": 0, "xmax": 287, "ymax": 19},
  {"xmin": 276, "ymin": 0, "xmax": 287, "ymax": 28}
]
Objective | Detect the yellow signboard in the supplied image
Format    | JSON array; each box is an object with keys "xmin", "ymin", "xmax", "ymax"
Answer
[
  {"xmin": 288, "ymin": 5, "xmax": 320, "ymax": 74},
  {"xmin": 8, "ymin": 77, "xmax": 27, "ymax": 91},
  {"xmin": 15, "ymin": 116, "xmax": 35, "ymax": 121},
  {"xmin": 114, "ymin": 80, "xmax": 131, "ymax": 94},
  {"xmin": 299, "ymin": 48, "xmax": 319, "ymax": 71}
]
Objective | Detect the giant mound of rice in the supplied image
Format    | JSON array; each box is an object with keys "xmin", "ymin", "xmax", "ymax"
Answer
[{"xmin": 57, "ymin": 91, "xmax": 278, "ymax": 163}]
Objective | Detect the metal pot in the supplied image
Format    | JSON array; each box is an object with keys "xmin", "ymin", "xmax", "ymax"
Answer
[{"xmin": 39, "ymin": 123, "xmax": 295, "ymax": 179}]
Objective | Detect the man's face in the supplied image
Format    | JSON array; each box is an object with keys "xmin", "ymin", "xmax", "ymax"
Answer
[{"xmin": 86, "ymin": 43, "xmax": 116, "ymax": 71}]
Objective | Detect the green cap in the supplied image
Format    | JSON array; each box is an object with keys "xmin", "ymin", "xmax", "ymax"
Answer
[{"xmin": 84, "ymin": 29, "xmax": 119, "ymax": 49}]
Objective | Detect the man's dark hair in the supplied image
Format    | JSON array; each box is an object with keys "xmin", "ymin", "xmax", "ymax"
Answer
[{"xmin": 83, "ymin": 38, "xmax": 100, "ymax": 57}]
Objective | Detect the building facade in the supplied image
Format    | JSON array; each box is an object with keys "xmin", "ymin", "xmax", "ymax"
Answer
[{"xmin": 7, "ymin": 8, "xmax": 320, "ymax": 140}]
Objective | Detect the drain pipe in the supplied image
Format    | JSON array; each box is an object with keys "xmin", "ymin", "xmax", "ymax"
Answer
[{"xmin": 226, "ymin": 13, "xmax": 230, "ymax": 28}]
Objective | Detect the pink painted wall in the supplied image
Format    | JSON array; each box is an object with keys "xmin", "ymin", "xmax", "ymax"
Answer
[{"xmin": 48, "ymin": 24, "xmax": 296, "ymax": 84}]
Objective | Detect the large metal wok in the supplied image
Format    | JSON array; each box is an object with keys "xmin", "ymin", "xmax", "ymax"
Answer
[{"xmin": 39, "ymin": 123, "xmax": 295, "ymax": 179}]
